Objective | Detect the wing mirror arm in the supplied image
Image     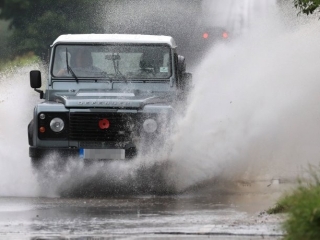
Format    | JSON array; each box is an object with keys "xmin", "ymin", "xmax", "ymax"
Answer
[{"xmin": 34, "ymin": 89, "xmax": 44, "ymax": 99}]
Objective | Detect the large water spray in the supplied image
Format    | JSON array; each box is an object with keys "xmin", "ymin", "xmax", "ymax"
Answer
[{"xmin": 168, "ymin": 0, "xmax": 320, "ymax": 190}]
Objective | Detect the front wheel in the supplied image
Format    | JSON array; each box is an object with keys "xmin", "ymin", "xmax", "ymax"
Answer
[
  {"xmin": 30, "ymin": 157, "xmax": 43, "ymax": 172},
  {"xmin": 30, "ymin": 153, "xmax": 71, "ymax": 174}
]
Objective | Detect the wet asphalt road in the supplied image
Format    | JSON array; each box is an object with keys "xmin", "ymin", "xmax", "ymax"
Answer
[{"xmin": 0, "ymin": 181, "xmax": 286, "ymax": 240}]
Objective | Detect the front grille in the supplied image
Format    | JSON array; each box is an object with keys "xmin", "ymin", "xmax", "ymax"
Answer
[{"xmin": 69, "ymin": 112, "xmax": 139, "ymax": 142}]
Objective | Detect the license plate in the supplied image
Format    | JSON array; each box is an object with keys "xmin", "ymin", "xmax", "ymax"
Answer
[{"xmin": 79, "ymin": 149, "xmax": 125, "ymax": 160}]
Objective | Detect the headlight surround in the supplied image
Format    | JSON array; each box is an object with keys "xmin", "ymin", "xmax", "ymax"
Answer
[
  {"xmin": 50, "ymin": 118, "xmax": 65, "ymax": 132},
  {"xmin": 143, "ymin": 118, "xmax": 158, "ymax": 133},
  {"xmin": 38, "ymin": 112, "xmax": 68, "ymax": 139}
]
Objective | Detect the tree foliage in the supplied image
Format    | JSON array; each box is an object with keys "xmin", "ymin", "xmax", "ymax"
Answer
[
  {"xmin": 0, "ymin": 20, "xmax": 11, "ymax": 59},
  {"xmin": 0, "ymin": 0, "xmax": 104, "ymax": 57},
  {"xmin": 294, "ymin": 0, "xmax": 320, "ymax": 15},
  {"xmin": 0, "ymin": 0, "xmax": 202, "ymax": 58}
]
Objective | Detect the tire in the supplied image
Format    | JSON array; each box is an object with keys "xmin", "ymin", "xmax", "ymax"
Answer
[
  {"xmin": 30, "ymin": 151, "xmax": 69, "ymax": 173},
  {"xmin": 126, "ymin": 147, "xmax": 137, "ymax": 159},
  {"xmin": 28, "ymin": 120, "xmax": 34, "ymax": 146},
  {"xmin": 30, "ymin": 157, "xmax": 43, "ymax": 172}
]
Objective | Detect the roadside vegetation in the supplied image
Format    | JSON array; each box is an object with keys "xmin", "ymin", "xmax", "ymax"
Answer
[
  {"xmin": 268, "ymin": 166, "xmax": 320, "ymax": 240},
  {"xmin": 294, "ymin": 0, "xmax": 320, "ymax": 15},
  {"xmin": 0, "ymin": 52, "xmax": 39, "ymax": 72},
  {"xmin": 0, "ymin": 20, "xmax": 9, "ymax": 53},
  {"xmin": 267, "ymin": 1, "xmax": 320, "ymax": 239},
  {"xmin": 0, "ymin": 0, "xmax": 105, "ymax": 57},
  {"xmin": 0, "ymin": 0, "xmax": 105, "ymax": 72}
]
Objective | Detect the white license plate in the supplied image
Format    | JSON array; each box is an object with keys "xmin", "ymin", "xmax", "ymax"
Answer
[{"xmin": 79, "ymin": 149, "xmax": 125, "ymax": 160}]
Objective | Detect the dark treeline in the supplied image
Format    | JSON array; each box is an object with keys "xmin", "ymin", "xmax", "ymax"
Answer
[
  {"xmin": 0, "ymin": 0, "xmax": 202, "ymax": 59},
  {"xmin": 0, "ymin": 0, "xmax": 107, "ymax": 58}
]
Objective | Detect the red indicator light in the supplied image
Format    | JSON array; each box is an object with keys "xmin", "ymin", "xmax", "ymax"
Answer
[
  {"xmin": 202, "ymin": 32, "xmax": 209, "ymax": 39},
  {"xmin": 99, "ymin": 119, "xmax": 110, "ymax": 129},
  {"xmin": 39, "ymin": 127, "xmax": 46, "ymax": 133},
  {"xmin": 222, "ymin": 32, "xmax": 228, "ymax": 39}
]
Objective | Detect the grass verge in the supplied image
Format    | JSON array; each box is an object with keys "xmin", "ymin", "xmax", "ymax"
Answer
[
  {"xmin": 0, "ymin": 52, "xmax": 39, "ymax": 72},
  {"xmin": 268, "ymin": 166, "xmax": 320, "ymax": 240}
]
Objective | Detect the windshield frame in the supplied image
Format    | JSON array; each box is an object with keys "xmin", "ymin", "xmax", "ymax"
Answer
[{"xmin": 50, "ymin": 43, "xmax": 173, "ymax": 81}]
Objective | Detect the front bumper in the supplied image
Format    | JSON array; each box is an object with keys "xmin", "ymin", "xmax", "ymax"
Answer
[{"xmin": 29, "ymin": 147, "xmax": 79, "ymax": 159}]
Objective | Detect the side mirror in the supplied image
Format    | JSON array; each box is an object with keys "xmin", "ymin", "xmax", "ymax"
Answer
[
  {"xmin": 177, "ymin": 55, "xmax": 186, "ymax": 76},
  {"xmin": 30, "ymin": 70, "xmax": 42, "ymax": 88},
  {"xmin": 30, "ymin": 70, "xmax": 44, "ymax": 99}
]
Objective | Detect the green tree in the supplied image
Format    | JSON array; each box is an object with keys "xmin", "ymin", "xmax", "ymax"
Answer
[
  {"xmin": 294, "ymin": 0, "xmax": 320, "ymax": 15},
  {"xmin": 0, "ymin": 0, "xmax": 203, "ymax": 59},
  {"xmin": 0, "ymin": 20, "xmax": 11, "ymax": 59},
  {"xmin": 0, "ymin": 0, "xmax": 104, "ymax": 57}
]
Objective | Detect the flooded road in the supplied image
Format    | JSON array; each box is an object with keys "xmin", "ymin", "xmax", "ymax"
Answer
[{"xmin": 0, "ymin": 181, "xmax": 287, "ymax": 239}]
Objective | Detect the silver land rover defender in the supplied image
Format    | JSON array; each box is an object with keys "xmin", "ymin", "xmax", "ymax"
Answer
[{"xmin": 28, "ymin": 34, "xmax": 192, "ymax": 168}]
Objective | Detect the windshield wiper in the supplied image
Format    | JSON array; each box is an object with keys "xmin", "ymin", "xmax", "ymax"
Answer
[
  {"xmin": 66, "ymin": 48, "xmax": 78, "ymax": 83},
  {"xmin": 111, "ymin": 53, "xmax": 127, "ymax": 81}
]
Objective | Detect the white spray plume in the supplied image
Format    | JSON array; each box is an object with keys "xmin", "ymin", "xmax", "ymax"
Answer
[
  {"xmin": 0, "ymin": 66, "xmax": 41, "ymax": 197},
  {"xmin": 168, "ymin": 1, "xmax": 320, "ymax": 191}
]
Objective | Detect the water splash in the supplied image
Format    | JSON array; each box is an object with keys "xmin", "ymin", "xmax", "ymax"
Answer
[
  {"xmin": 168, "ymin": 1, "xmax": 320, "ymax": 190},
  {"xmin": 0, "ymin": 66, "xmax": 40, "ymax": 197}
]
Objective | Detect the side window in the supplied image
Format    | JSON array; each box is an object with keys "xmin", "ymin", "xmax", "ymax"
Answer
[
  {"xmin": 52, "ymin": 47, "xmax": 70, "ymax": 76},
  {"xmin": 160, "ymin": 53, "xmax": 170, "ymax": 74},
  {"xmin": 52, "ymin": 52, "xmax": 62, "ymax": 74}
]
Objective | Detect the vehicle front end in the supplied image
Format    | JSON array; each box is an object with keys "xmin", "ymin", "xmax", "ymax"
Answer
[{"xmin": 28, "ymin": 34, "xmax": 186, "ymax": 165}]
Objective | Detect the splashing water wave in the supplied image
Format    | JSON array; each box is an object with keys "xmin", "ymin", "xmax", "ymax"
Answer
[{"xmin": 168, "ymin": 3, "xmax": 320, "ymax": 190}]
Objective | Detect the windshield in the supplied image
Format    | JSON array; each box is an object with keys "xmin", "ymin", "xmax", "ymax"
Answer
[{"xmin": 52, "ymin": 44, "xmax": 172, "ymax": 80}]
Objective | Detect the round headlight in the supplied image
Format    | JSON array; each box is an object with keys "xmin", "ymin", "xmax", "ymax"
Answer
[
  {"xmin": 50, "ymin": 118, "xmax": 65, "ymax": 132},
  {"xmin": 143, "ymin": 119, "xmax": 157, "ymax": 133}
]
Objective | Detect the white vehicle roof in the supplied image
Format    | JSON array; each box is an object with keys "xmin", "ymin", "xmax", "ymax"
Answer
[{"xmin": 52, "ymin": 34, "xmax": 177, "ymax": 48}]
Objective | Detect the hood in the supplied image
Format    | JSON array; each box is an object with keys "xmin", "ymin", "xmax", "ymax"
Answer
[{"xmin": 54, "ymin": 90, "xmax": 173, "ymax": 108}]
